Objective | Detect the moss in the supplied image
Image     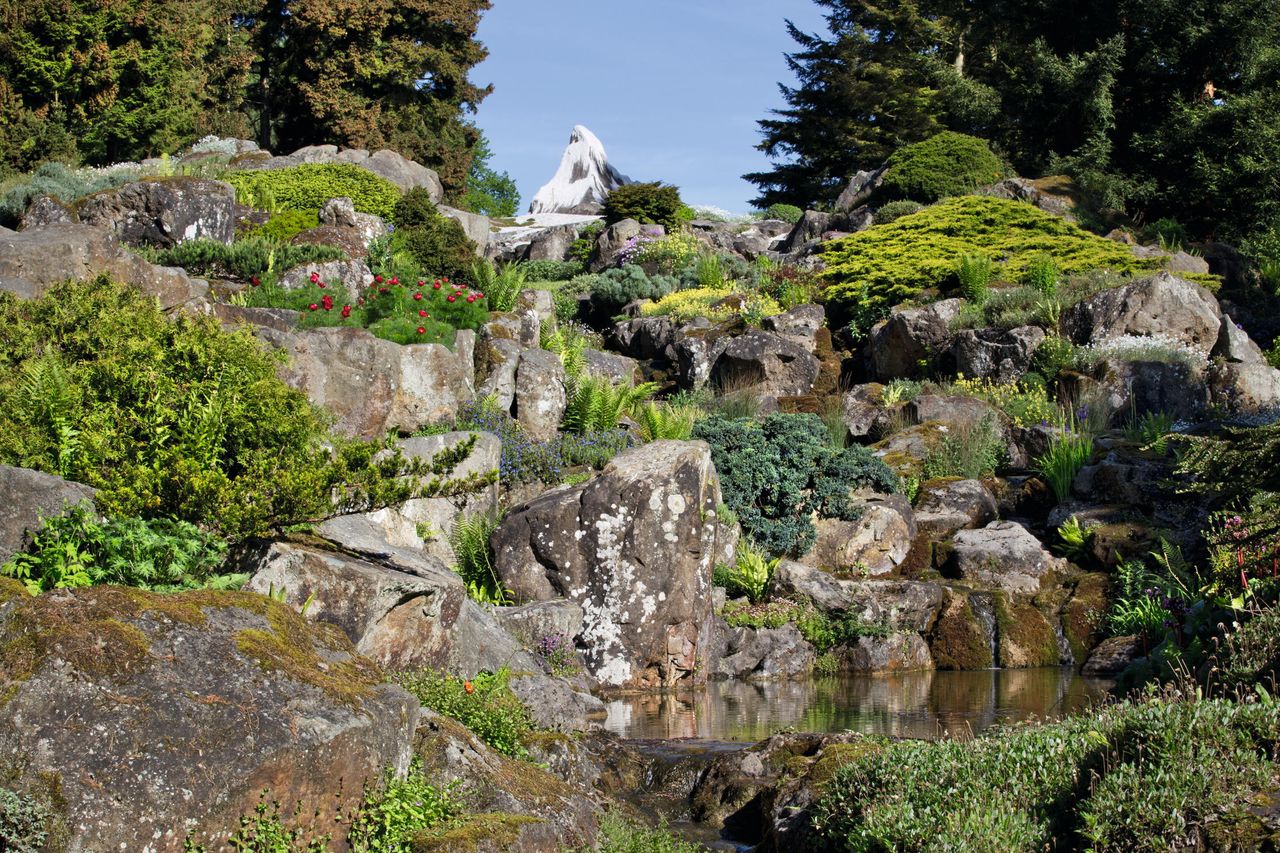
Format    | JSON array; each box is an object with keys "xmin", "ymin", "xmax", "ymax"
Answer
[
  {"xmin": 805, "ymin": 740, "xmax": 885, "ymax": 789},
  {"xmin": 1062, "ymin": 573, "xmax": 1111, "ymax": 664},
  {"xmin": 233, "ymin": 602, "xmax": 380, "ymax": 708},
  {"xmin": 930, "ymin": 589, "xmax": 994, "ymax": 670},
  {"xmin": 410, "ymin": 812, "xmax": 541, "ymax": 852},
  {"xmin": 994, "ymin": 592, "xmax": 1060, "ymax": 668}
]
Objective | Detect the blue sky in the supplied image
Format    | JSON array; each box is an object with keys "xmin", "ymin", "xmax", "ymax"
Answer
[{"xmin": 471, "ymin": 1, "xmax": 829, "ymax": 214}]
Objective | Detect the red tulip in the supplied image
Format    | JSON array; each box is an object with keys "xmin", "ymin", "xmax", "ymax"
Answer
[
  {"xmin": 416, "ymin": 326, "xmax": 426, "ymax": 334},
  {"xmin": 250, "ymin": 276, "xmax": 260, "ymax": 287},
  {"xmin": 433, "ymin": 281, "xmax": 442, "ymax": 290},
  {"xmin": 413, "ymin": 292, "xmax": 423, "ymax": 301},
  {"xmin": 418, "ymin": 309, "xmax": 428, "ymax": 317},
  {"xmin": 446, "ymin": 295, "xmax": 456, "ymax": 303},
  {"xmin": 417, "ymin": 280, "xmax": 425, "ymax": 287},
  {"xmin": 390, "ymin": 277, "xmax": 399, "ymax": 286},
  {"xmin": 379, "ymin": 287, "xmax": 389, "ymax": 294},
  {"xmin": 341, "ymin": 305, "xmax": 351, "ymax": 318},
  {"xmin": 466, "ymin": 295, "xmax": 476, "ymax": 303}
]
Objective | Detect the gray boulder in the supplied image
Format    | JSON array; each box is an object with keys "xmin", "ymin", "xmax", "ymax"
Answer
[
  {"xmin": 0, "ymin": 583, "xmax": 417, "ymax": 852},
  {"xmin": 278, "ymin": 257, "xmax": 372, "ymax": 292},
  {"xmin": 611, "ymin": 315, "xmax": 678, "ymax": 361},
  {"xmin": 1083, "ymin": 635, "xmax": 1143, "ymax": 676},
  {"xmin": 78, "ymin": 177, "xmax": 236, "ymax": 247},
  {"xmin": 802, "ymin": 496, "xmax": 916, "ymax": 577},
  {"xmin": 19, "ymin": 195, "xmax": 76, "ymax": 229},
  {"xmin": 590, "ymin": 218, "xmax": 644, "ymax": 271},
  {"xmin": 709, "ymin": 329, "xmax": 821, "ymax": 403},
  {"xmin": 1091, "ymin": 359, "xmax": 1209, "ymax": 423},
  {"xmin": 523, "ymin": 224, "xmax": 580, "ymax": 261},
  {"xmin": 914, "ymin": 479, "xmax": 999, "ymax": 540},
  {"xmin": 844, "ymin": 633, "xmax": 934, "ymax": 673},
  {"xmin": 1208, "ymin": 361, "xmax": 1280, "ymax": 411},
  {"xmin": 497, "ymin": 600, "xmax": 586, "ymax": 649},
  {"xmin": 841, "ymin": 384, "xmax": 893, "ymax": 440},
  {"xmin": 835, "ymin": 166, "xmax": 887, "ymax": 212},
  {"xmin": 438, "ymin": 204, "xmax": 489, "ymax": 255},
  {"xmin": 950, "ymin": 521, "xmax": 1066, "ymax": 594},
  {"xmin": 508, "ymin": 672, "xmax": 607, "ymax": 732},
  {"xmin": 513, "ymin": 348, "xmax": 568, "ymax": 442},
  {"xmin": 1212, "ymin": 315, "xmax": 1267, "ymax": 364},
  {"xmin": 363, "ymin": 149, "xmax": 444, "ymax": 198},
  {"xmin": 762, "ymin": 303, "xmax": 826, "ymax": 350},
  {"xmin": 948, "ymin": 325, "xmax": 1046, "ymax": 384},
  {"xmin": 709, "ymin": 623, "xmax": 815, "ymax": 680},
  {"xmin": 492, "ymin": 441, "xmax": 732, "ymax": 688},
  {"xmin": 583, "ymin": 347, "xmax": 639, "ymax": 385},
  {"xmin": 870, "ymin": 299, "xmax": 964, "ymax": 380},
  {"xmin": 771, "ymin": 561, "xmax": 943, "ymax": 632},
  {"xmin": 1064, "ymin": 272, "xmax": 1222, "ymax": 354},
  {"xmin": 476, "ymin": 336, "xmax": 523, "ymax": 409},
  {"xmin": 0, "ymin": 466, "xmax": 97, "ymax": 565}
]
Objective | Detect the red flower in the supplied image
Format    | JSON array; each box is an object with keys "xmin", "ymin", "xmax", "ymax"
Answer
[
  {"xmin": 475, "ymin": 292, "xmax": 485, "ymax": 299},
  {"xmin": 390, "ymin": 277, "xmax": 400, "ymax": 286},
  {"xmin": 464, "ymin": 679, "xmax": 474, "ymax": 694},
  {"xmin": 379, "ymin": 287, "xmax": 389, "ymax": 294},
  {"xmin": 309, "ymin": 272, "xmax": 320, "ymax": 284},
  {"xmin": 318, "ymin": 282, "xmax": 327, "ymax": 288},
  {"xmin": 466, "ymin": 295, "xmax": 476, "ymax": 303},
  {"xmin": 375, "ymin": 274, "xmax": 384, "ymax": 283},
  {"xmin": 443, "ymin": 277, "xmax": 450, "ymax": 284},
  {"xmin": 341, "ymin": 305, "xmax": 352, "ymax": 318},
  {"xmin": 308, "ymin": 303, "xmax": 318, "ymax": 311},
  {"xmin": 417, "ymin": 280, "xmax": 425, "ymax": 287},
  {"xmin": 416, "ymin": 326, "xmax": 426, "ymax": 334},
  {"xmin": 433, "ymin": 281, "xmax": 442, "ymax": 290},
  {"xmin": 413, "ymin": 292, "xmax": 423, "ymax": 301},
  {"xmin": 321, "ymin": 295, "xmax": 334, "ymax": 310},
  {"xmin": 250, "ymin": 276, "xmax": 261, "ymax": 287},
  {"xmin": 419, "ymin": 309, "xmax": 428, "ymax": 317},
  {"xmin": 446, "ymin": 295, "xmax": 456, "ymax": 303}
]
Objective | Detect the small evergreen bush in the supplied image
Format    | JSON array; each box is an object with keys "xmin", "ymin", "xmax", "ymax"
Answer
[
  {"xmin": 391, "ymin": 188, "xmax": 477, "ymax": 280},
  {"xmin": 522, "ymin": 259, "xmax": 583, "ymax": 282},
  {"xmin": 153, "ymin": 237, "xmax": 344, "ymax": 281},
  {"xmin": 252, "ymin": 209, "xmax": 320, "ymax": 242},
  {"xmin": 591, "ymin": 265, "xmax": 680, "ymax": 308},
  {"xmin": 763, "ymin": 203, "xmax": 804, "ymax": 224},
  {"xmin": 879, "ymin": 131, "xmax": 1008, "ymax": 203},
  {"xmin": 224, "ymin": 164, "xmax": 401, "ymax": 219},
  {"xmin": 603, "ymin": 182, "xmax": 684, "ymax": 231},
  {"xmin": 874, "ymin": 200, "xmax": 924, "ymax": 224},
  {"xmin": 1022, "ymin": 253, "xmax": 1060, "ymax": 295}
]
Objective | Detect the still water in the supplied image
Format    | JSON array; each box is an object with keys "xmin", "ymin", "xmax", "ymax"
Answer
[{"xmin": 604, "ymin": 668, "xmax": 1113, "ymax": 742}]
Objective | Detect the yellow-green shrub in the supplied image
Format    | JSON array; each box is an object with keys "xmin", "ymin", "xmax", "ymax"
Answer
[
  {"xmin": 225, "ymin": 163, "xmax": 401, "ymax": 220},
  {"xmin": 640, "ymin": 287, "xmax": 782, "ymax": 324}
]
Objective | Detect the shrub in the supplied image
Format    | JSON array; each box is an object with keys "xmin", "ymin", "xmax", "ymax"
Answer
[
  {"xmin": 391, "ymin": 189, "xmax": 478, "ymax": 280},
  {"xmin": 640, "ymin": 287, "xmax": 783, "ymax": 325},
  {"xmin": 1035, "ymin": 428, "xmax": 1094, "ymax": 502},
  {"xmin": 591, "ymin": 265, "xmax": 680, "ymax": 309},
  {"xmin": 568, "ymin": 221, "xmax": 604, "ymax": 265},
  {"xmin": 1074, "ymin": 333, "xmax": 1207, "ymax": 371},
  {"xmin": 448, "ymin": 510, "xmax": 508, "ymax": 605},
  {"xmin": 0, "ymin": 161, "xmax": 139, "ymax": 227},
  {"xmin": 693, "ymin": 413, "xmax": 900, "ymax": 557},
  {"xmin": 763, "ymin": 203, "xmax": 804, "ymax": 224},
  {"xmin": 879, "ymin": 131, "xmax": 1008, "ymax": 203},
  {"xmin": 468, "ymin": 260, "xmax": 527, "ymax": 313},
  {"xmin": 0, "ymin": 788, "xmax": 51, "ymax": 853},
  {"xmin": 562, "ymin": 374, "xmax": 657, "ymax": 434},
  {"xmin": 347, "ymin": 762, "xmax": 460, "ymax": 853},
  {"xmin": 252, "ymin": 209, "xmax": 320, "ymax": 242},
  {"xmin": 3, "ymin": 505, "xmax": 234, "ymax": 594},
  {"xmin": 1031, "ymin": 334, "xmax": 1078, "ymax": 380},
  {"xmin": 1212, "ymin": 604, "xmax": 1280, "ymax": 691},
  {"xmin": 873, "ymin": 199, "xmax": 924, "ymax": 224},
  {"xmin": 1107, "ymin": 559, "xmax": 1172, "ymax": 639},
  {"xmin": 956, "ymin": 253, "xmax": 995, "ymax": 303},
  {"xmin": 0, "ymin": 278, "xmax": 489, "ymax": 541},
  {"xmin": 921, "ymin": 415, "xmax": 1005, "ymax": 479},
  {"xmin": 713, "ymin": 538, "xmax": 779, "ymax": 603},
  {"xmin": 603, "ymin": 182, "xmax": 684, "ymax": 231},
  {"xmin": 721, "ymin": 598, "xmax": 889, "ymax": 651},
  {"xmin": 759, "ymin": 263, "xmax": 823, "ymax": 309},
  {"xmin": 153, "ymin": 237, "xmax": 344, "ymax": 281},
  {"xmin": 394, "ymin": 669, "xmax": 534, "ymax": 759},
  {"xmin": 591, "ymin": 812, "xmax": 704, "ymax": 853},
  {"xmin": 522, "ymin": 259, "xmax": 583, "ymax": 282},
  {"xmin": 224, "ymin": 164, "xmax": 401, "ymax": 219},
  {"xmin": 822, "ymin": 196, "xmax": 1154, "ymax": 336},
  {"xmin": 625, "ymin": 231, "xmax": 701, "ymax": 275},
  {"xmin": 1022, "ymin": 253, "xmax": 1060, "ymax": 295},
  {"xmin": 947, "ymin": 376, "xmax": 1055, "ymax": 428},
  {"xmin": 810, "ymin": 694, "xmax": 1280, "ymax": 852}
]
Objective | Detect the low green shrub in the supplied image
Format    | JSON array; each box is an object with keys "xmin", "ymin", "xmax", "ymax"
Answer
[
  {"xmin": 252, "ymin": 209, "xmax": 320, "ymax": 242},
  {"xmin": 0, "ymin": 788, "xmax": 51, "ymax": 853},
  {"xmin": 713, "ymin": 539, "xmax": 779, "ymax": 603},
  {"xmin": 879, "ymin": 131, "xmax": 1008, "ymax": 203},
  {"xmin": 822, "ymin": 195, "xmax": 1154, "ymax": 336},
  {"xmin": 467, "ymin": 260, "xmax": 527, "ymax": 313},
  {"xmin": 568, "ymin": 221, "xmax": 604, "ymax": 265},
  {"xmin": 590, "ymin": 812, "xmax": 704, "ymax": 853},
  {"xmin": 810, "ymin": 694, "xmax": 1280, "ymax": 852},
  {"xmin": 921, "ymin": 415, "xmax": 1005, "ymax": 479},
  {"xmin": 391, "ymin": 188, "xmax": 477, "ymax": 280},
  {"xmin": 873, "ymin": 199, "xmax": 924, "ymax": 224},
  {"xmin": 946, "ymin": 376, "xmax": 1056, "ymax": 428},
  {"xmin": 225, "ymin": 164, "xmax": 401, "ymax": 220},
  {"xmin": 3, "ymin": 505, "xmax": 234, "ymax": 593},
  {"xmin": 721, "ymin": 598, "xmax": 890, "ymax": 651},
  {"xmin": 152, "ymin": 237, "xmax": 344, "ymax": 281},
  {"xmin": 0, "ymin": 161, "xmax": 138, "ymax": 228},
  {"xmin": 1022, "ymin": 253, "xmax": 1060, "ymax": 295},
  {"xmin": 693, "ymin": 414, "xmax": 900, "ymax": 557},
  {"xmin": 347, "ymin": 762, "xmax": 460, "ymax": 852},
  {"xmin": 395, "ymin": 669, "xmax": 534, "ymax": 759},
  {"xmin": 1031, "ymin": 334, "xmax": 1078, "ymax": 380},
  {"xmin": 625, "ymin": 231, "xmax": 701, "ymax": 275},
  {"xmin": 591, "ymin": 265, "xmax": 680, "ymax": 309},
  {"xmin": 763, "ymin": 203, "xmax": 804, "ymax": 224},
  {"xmin": 603, "ymin": 182, "xmax": 685, "ymax": 232},
  {"xmin": 521, "ymin": 259, "xmax": 583, "ymax": 282},
  {"xmin": 0, "ymin": 278, "xmax": 490, "ymax": 541}
]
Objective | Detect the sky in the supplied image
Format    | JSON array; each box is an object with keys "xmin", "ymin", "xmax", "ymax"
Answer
[{"xmin": 471, "ymin": 1, "xmax": 830, "ymax": 214}]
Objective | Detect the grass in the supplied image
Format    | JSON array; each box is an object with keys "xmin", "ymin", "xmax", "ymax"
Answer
[
  {"xmin": 1035, "ymin": 428, "xmax": 1095, "ymax": 502},
  {"xmin": 921, "ymin": 415, "xmax": 1005, "ymax": 479}
]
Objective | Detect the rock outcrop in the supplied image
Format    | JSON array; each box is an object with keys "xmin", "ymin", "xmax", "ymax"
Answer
[
  {"xmin": 529, "ymin": 125, "xmax": 631, "ymax": 215},
  {"xmin": 78, "ymin": 177, "xmax": 236, "ymax": 247},
  {"xmin": 0, "ymin": 466, "xmax": 97, "ymax": 565}
]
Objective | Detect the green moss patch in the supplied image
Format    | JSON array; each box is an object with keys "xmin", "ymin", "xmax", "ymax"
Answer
[
  {"xmin": 1061, "ymin": 573, "xmax": 1110, "ymax": 664},
  {"xmin": 410, "ymin": 812, "xmax": 541, "ymax": 852},
  {"xmin": 821, "ymin": 195, "xmax": 1159, "ymax": 331},
  {"xmin": 930, "ymin": 589, "xmax": 994, "ymax": 670},
  {"xmin": 994, "ymin": 592, "xmax": 1060, "ymax": 668}
]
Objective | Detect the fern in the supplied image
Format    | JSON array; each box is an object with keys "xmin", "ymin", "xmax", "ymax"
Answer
[
  {"xmin": 634, "ymin": 401, "xmax": 701, "ymax": 442},
  {"xmin": 470, "ymin": 260, "xmax": 528, "ymax": 313},
  {"xmin": 17, "ymin": 354, "xmax": 82, "ymax": 477},
  {"xmin": 448, "ymin": 510, "xmax": 509, "ymax": 605},
  {"xmin": 563, "ymin": 376, "xmax": 658, "ymax": 434}
]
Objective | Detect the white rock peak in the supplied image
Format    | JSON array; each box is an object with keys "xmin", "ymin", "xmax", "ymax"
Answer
[{"xmin": 529, "ymin": 125, "xmax": 631, "ymax": 215}]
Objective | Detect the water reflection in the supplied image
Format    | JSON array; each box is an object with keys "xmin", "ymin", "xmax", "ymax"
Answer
[{"xmin": 604, "ymin": 668, "xmax": 1112, "ymax": 742}]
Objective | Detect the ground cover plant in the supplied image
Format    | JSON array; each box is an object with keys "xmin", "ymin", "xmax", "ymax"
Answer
[
  {"xmin": 224, "ymin": 164, "xmax": 402, "ymax": 220},
  {"xmin": 394, "ymin": 669, "xmax": 534, "ymax": 760}
]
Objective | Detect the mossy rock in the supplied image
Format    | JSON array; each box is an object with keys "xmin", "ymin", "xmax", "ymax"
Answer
[
  {"xmin": 930, "ymin": 587, "xmax": 995, "ymax": 670},
  {"xmin": 1061, "ymin": 572, "xmax": 1110, "ymax": 664},
  {"xmin": 994, "ymin": 592, "xmax": 1061, "ymax": 668},
  {"xmin": 411, "ymin": 813, "xmax": 542, "ymax": 853}
]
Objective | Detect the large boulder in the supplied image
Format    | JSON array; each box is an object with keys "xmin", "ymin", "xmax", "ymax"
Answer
[
  {"xmin": 947, "ymin": 325, "xmax": 1046, "ymax": 384},
  {"xmin": 1083, "ymin": 635, "xmax": 1143, "ymax": 676},
  {"xmin": 0, "ymin": 582, "xmax": 418, "ymax": 852},
  {"xmin": 19, "ymin": 195, "xmax": 76, "ymax": 229},
  {"xmin": 439, "ymin": 204, "xmax": 490, "ymax": 255},
  {"xmin": 0, "ymin": 466, "xmax": 97, "ymax": 565},
  {"xmin": 254, "ymin": 145, "xmax": 443, "ymax": 200},
  {"xmin": 835, "ymin": 166, "xmax": 888, "ymax": 212},
  {"xmin": 278, "ymin": 257, "xmax": 372, "ymax": 292},
  {"xmin": 523, "ymin": 224, "xmax": 580, "ymax": 261},
  {"xmin": 256, "ymin": 326, "xmax": 474, "ymax": 438},
  {"xmin": 949, "ymin": 522, "xmax": 1066, "ymax": 594},
  {"xmin": 801, "ymin": 496, "xmax": 916, "ymax": 577},
  {"xmin": 913, "ymin": 479, "xmax": 999, "ymax": 540},
  {"xmin": 513, "ymin": 348, "xmax": 568, "ymax": 442},
  {"xmin": 708, "ymin": 623, "xmax": 815, "ymax": 680},
  {"xmin": 0, "ymin": 223, "xmax": 209, "ymax": 308},
  {"xmin": 1063, "ymin": 272, "xmax": 1222, "ymax": 353},
  {"xmin": 771, "ymin": 561, "xmax": 943, "ymax": 632},
  {"xmin": 589, "ymin": 218, "xmax": 644, "ymax": 272},
  {"xmin": 708, "ymin": 329, "xmax": 821, "ymax": 404},
  {"xmin": 869, "ymin": 299, "xmax": 964, "ymax": 380},
  {"xmin": 844, "ymin": 633, "xmax": 933, "ymax": 673},
  {"xmin": 492, "ymin": 441, "xmax": 732, "ymax": 688},
  {"xmin": 78, "ymin": 177, "xmax": 236, "ymax": 247}
]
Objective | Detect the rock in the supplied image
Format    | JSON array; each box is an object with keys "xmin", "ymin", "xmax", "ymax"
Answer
[
  {"xmin": 523, "ymin": 223, "xmax": 579, "ymax": 261},
  {"xmin": 589, "ymin": 218, "xmax": 643, "ymax": 272},
  {"xmin": 1208, "ymin": 360, "xmax": 1280, "ymax": 411},
  {"xmin": 981, "ymin": 177, "xmax": 1078, "ymax": 221},
  {"xmin": 0, "ymin": 467, "xmax": 97, "ymax": 566},
  {"xmin": 508, "ymin": 672, "xmax": 606, "ymax": 733},
  {"xmin": 290, "ymin": 197, "xmax": 389, "ymax": 257},
  {"xmin": 477, "ymin": 336, "xmax": 523, "ymax": 409},
  {"xmin": 1090, "ymin": 358, "xmax": 1209, "ymax": 423},
  {"xmin": 515, "ymin": 288, "xmax": 559, "ymax": 343},
  {"xmin": 611, "ymin": 315, "xmax": 677, "ymax": 360},
  {"xmin": 950, "ymin": 522, "xmax": 1066, "ymax": 594},
  {"xmin": 802, "ymin": 497, "xmax": 916, "ymax": 577},
  {"xmin": 414, "ymin": 709, "xmax": 600, "ymax": 850},
  {"xmin": 19, "ymin": 195, "xmax": 76, "ymax": 229},
  {"xmin": 914, "ymin": 479, "xmax": 999, "ymax": 540},
  {"xmin": 529, "ymin": 125, "xmax": 631, "ymax": 216},
  {"xmin": 710, "ymin": 623, "xmax": 815, "ymax": 680},
  {"xmin": 709, "ymin": 329, "xmax": 821, "ymax": 403},
  {"xmin": 762, "ymin": 303, "xmax": 826, "ymax": 349},
  {"xmin": 78, "ymin": 177, "xmax": 236, "ymax": 247},
  {"xmin": 1083, "ymin": 635, "xmax": 1143, "ymax": 675},
  {"xmin": 496, "ymin": 600, "xmax": 586, "ymax": 648},
  {"xmin": 1213, "ymin": 315, "xmax": 1267, "ymax": 364},
  {"xmin": 733, "ymin": 220, "xmax": 794, "ymax": 259},
  {"xmin": 278, "ymin": 257, "xmax": 372, "ymax": 292},
  {"xmin": 492, "ymin": 441, "xmax": 731, "ymax": 688},
  {"xmin": 771, "ymin": 562, "xmax": 943, "ymax": 631},
  {"xmin": 364, "ymin": 148, "xmax": 444, "ymax": 198},
  {"xmin": 211, "ymin": 303, "xmax": 300, "ymax": 332},
  {"xmin": 1072, "ymin": 450, "xmax": 1172, "ymax": 507},
  {"xmin": 907, "ymin": 393, "xmax": 1004, "ymax": 430},
  {"xmin": 1061, "ymin": 573, "xmax": 1110, "ymax": 665},
  {"xmin": 439, "ymin": 204, "xmax": 490, "ymax": 255},
  {"xmin": 0, "ymin": 223, "xmax": 208, "ymax": 308},
  {"xmin": 513, "ymin": 348, "xmax": 568, "ymax": 442},
  {"xmin": 257, "ymin": 326, "xmax": 474, "ymax": 438},
  {"xmin": 835, "ymin": 166, "xmax": 887, "ymax": 212},
  {"xmin": 869, "ymin": 299, "xmax": 964, "ymax": 380},
  {"xmin": 1131, "ymin": 244, "xmax": 1212, "ymax": 275},
  {"xmin": 844, "ymin": 633, "xmax": 933, "ymax": 672},
  {"xmin": 0, "ymin": 582, "xmax": 418, "ymax": 852},
  {"xmin": 929, "ymin": 588, "xmax": 996, "ymax": 670},
  {"xmin": 779, "ymin": 210, "xmax": 833, "ymax": 254},
  {"xmin": 582, "ymin": 347, "xmax": 639, "ymax": 385},
  {"xmin": 1063, "ymin": 272, "xmax": 1222, "ymax": 354},
  {"xmin": 840, "ymin": 384, "xmax": 893, "ymax": 439},
  {"xmin": 947, "ymin": 325, "xmax": 1046, "ymax": 384},
  {"xmin": 994, "ymin": 593, "xmax": 1064, "ymax": 668}
]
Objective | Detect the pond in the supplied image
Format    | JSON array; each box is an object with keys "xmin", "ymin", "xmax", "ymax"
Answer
[{"xmin": 603, "ymin": 668, "xmax": 1113, "ymax": 742}]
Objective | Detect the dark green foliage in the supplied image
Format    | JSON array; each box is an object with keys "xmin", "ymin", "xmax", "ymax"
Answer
[
  {"xmin": 763, "ymin": 203, "xmax": 804, "ymax": 224},
  {"xmin": 3, "ymin": 505, "xmax": 233, "ymax": 593},
  {"xmin": 879, "ymin": 132, "xmax": 1008, "ymax": 203},
  {"xmin": 448, "ymin": 510, "xmax": 508, "ymax": 605},
  {"xmin": 1213, "ymin": 604, "xmax": 1280, "ymax": 691},
  {"xmin": 603, "ymin": 182, "xmax": 684, "ymax": 232},
  {"xmin": 692, "ymin": 413, "xmax": 899, "ymax": 557},
  {"xmin": 591, "ymin": 266, "xmax": 680, "ymax": 309},
  {"xmin": 225, "ymin": 164, "xmax": 402, "ymax": 220},
  {"xmin": 872, "ymin": 200, "xmax": 923, "ymax": 224},
  {"xmin": 392, "ymin": 188, "xmax": 478, "ymax": 280},
  {"xmin": 0, "ymin": 788, "xmax": 51, "ymax": 853},
  {"xmin": 252, "ymin": 209, "xmax": 321, "ymax": 243},
  {"xmin": 395, "ymin": 669, "xmax": 534, "ymax": 759},
  {"xmin": 522, "ymin": 260, "xmax": 584, "ymax": 282},
  {"xmin": 810, "ymin": 694, "xmax": 1280, "ymax": 852},
  {"xmin": 460, "ymin": 132, "xmax": 519, "ymax": 217},
  {"xmin": 568, "ymin": 221, "xmax": 605, "ymax": 265},
  {"xmin": 0, "ymin": 277, "xmax": 490, "ymax": 541},
  {"xmin": 591, "ymin": 812, "xmax": 705, "ymax": 853},
  {"xmin": 1175, "ymin": 422, "xmax": 1280, "ymax": 546},
  {"xmin": 0, "ymin": 162, "xmax": 140, "ymax": 228},
  {"xmin": 152, "ymin": 237, "xmax": 344, "ymax": 282}
]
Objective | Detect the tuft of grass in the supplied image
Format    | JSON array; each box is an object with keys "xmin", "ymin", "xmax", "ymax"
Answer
[
  {"xmin": 1035, "ymin": 428, "xmax": 1094, "ymax": 502},
  {"xmin": 921, "ymin": 415, "xmax": 1005, "ymax": 480}
]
